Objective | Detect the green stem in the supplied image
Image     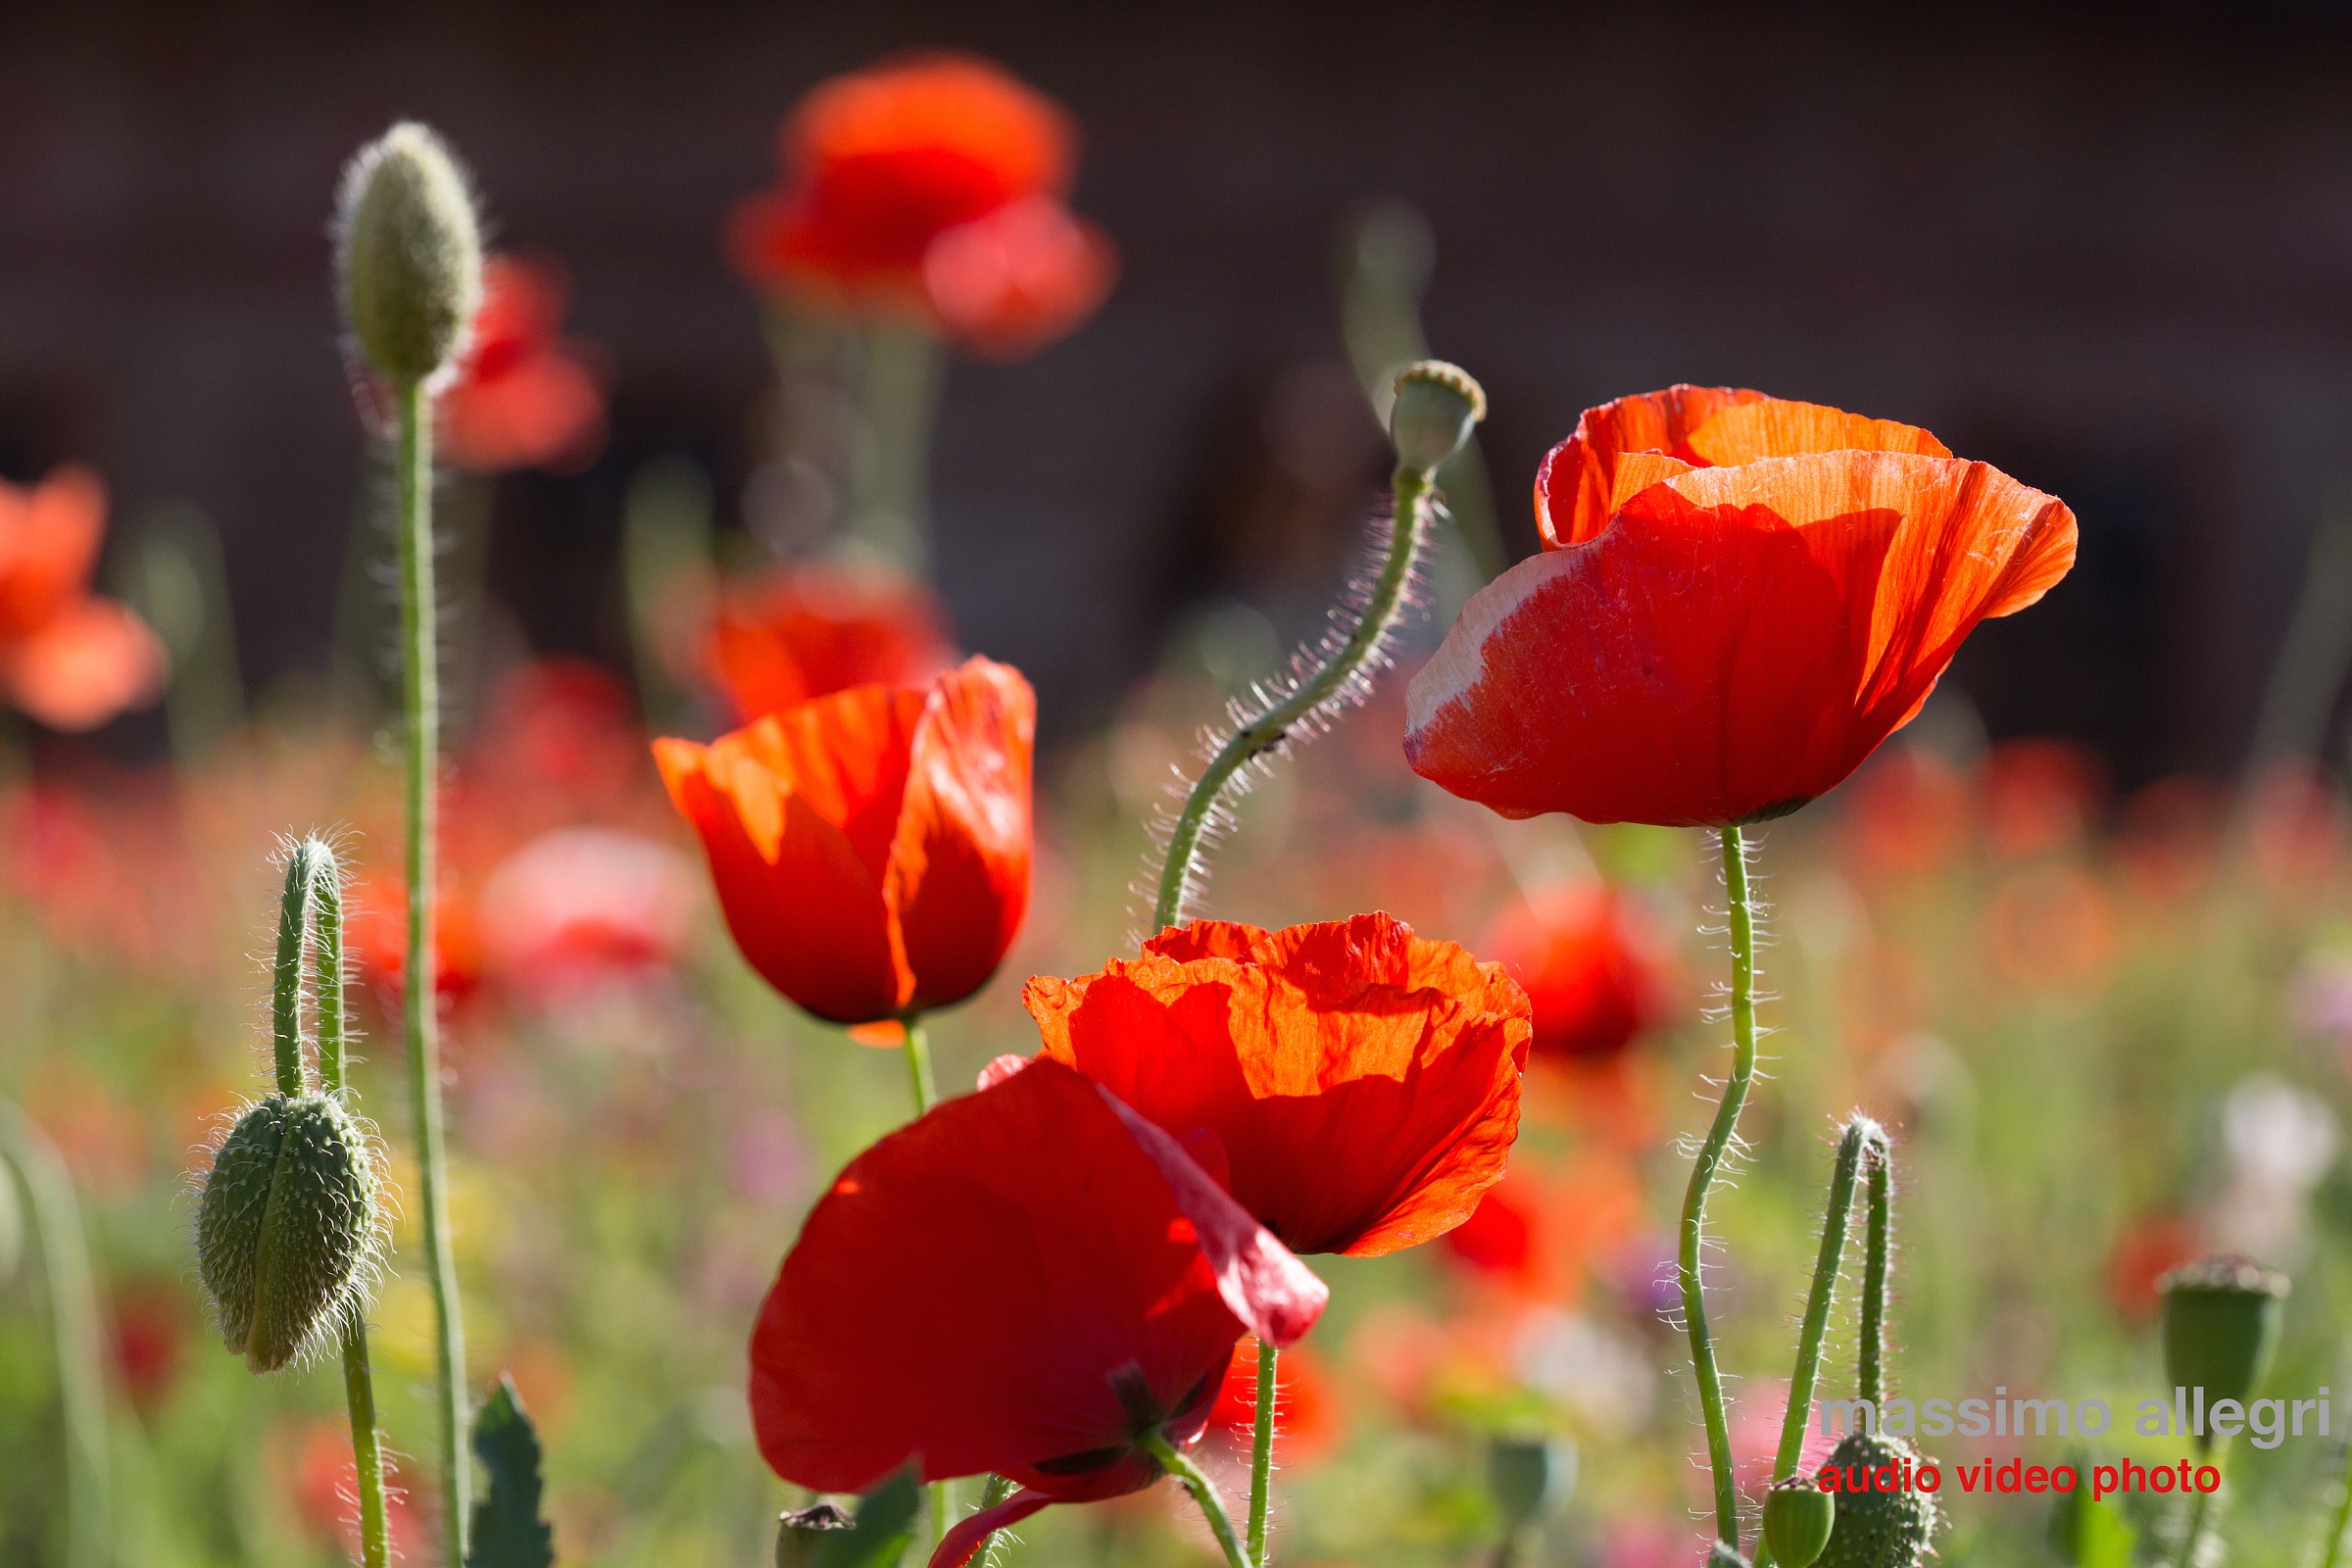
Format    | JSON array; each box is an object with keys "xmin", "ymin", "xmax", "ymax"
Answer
[
  {"xmin": 0, "ymin": 1097, "xmax": 110, "ymax": 1568},
  {"xmin": 342, "ymin": 1321, "xmax": 391, "ymax": 1568},
  {"xmin": 1151, "ymin": 464, "xmax": 1436, "ymax": 931},
  {"xmin": 313, "ymin": 848, "xmax": 349, "ymax": 1095},
  {"xmin": 931, "ymin": 1480, "xmax": 955, "ymax": 1551},
  {"xmin": 397, "ymin": 377, "xmax": 470, "ymax": 1566},
  {"xmin": 2323, "ymin": 1446, "xmax": 2352, "ymax": 1568},
  {"xmin": 2176, "ymin": 1485, "xmax": 2211, "ymax": 1568},
  {"xmin": 1680, "ymin": 824, "xmax": 1762, "ymax": 1550},
  {"xmin": 1142, "ymin": 1430, "xmax": 1253, "ymax": 1568},
  {"xmin": 1860, "ymin": 1144, "xmax": 1891, "ymax": 1408},
  {"xmin": 1248, "ymin": 1341, "xmax": 1276, "ymax": 1564},
  {"xmin": 904, "ymin": 1017, "xmax": 938, "ymax": 1116},
  {"xmin": 270, "ymin": 841, "xmax": 318, "ymax": 1097},
  {"xmin": 1754, "ymin": 1119, "xmax": 1885, "ymax": 1568}
]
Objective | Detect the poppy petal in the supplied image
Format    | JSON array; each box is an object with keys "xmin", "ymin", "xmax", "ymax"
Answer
[
  {"xmin": 749, "ymin": 1057, "xmax": 1322, "ymax": 1494},
  {"xmin": 0, "ymin": 466, "xmax": 107, "ymax": 639},
  {"xmin": 888, "ymin": 658, "xmax": 1035, "ymax": 1013},
  {"xmin": 930, "ymin": 1490, "xmax": 1057, "ymax": 1568},
  {"xmin": 0, "ymin": 595, "xmax": 168, "ymax": 732}
]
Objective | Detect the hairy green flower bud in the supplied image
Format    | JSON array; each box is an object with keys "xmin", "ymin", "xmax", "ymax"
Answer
[
  {"xmin": 2160, "ymin": 1254, "xmax": 2288, "ymax": 1451},
  {"xmin": 1487, "ymin": 1434, "xmax": 1574, "ymax": 1529},
  {"xmin": 1388, "ymin": 360, "xmax": 1486, "ymax": 474},
  {"xmin": 1764, "ymin": 1475, "xmax": 1838, "ymax": 1568},
  {"xmin": 336, "ymin": 122, "xmax": 483, "ymax": 387},
  {"xmin": 1816, "ymin": 1432, "xmax": 1936, "ymax": 1568},
  {"xmin": 196, "ymin": 1091, "xmax": 380, "ymax": 1373}
]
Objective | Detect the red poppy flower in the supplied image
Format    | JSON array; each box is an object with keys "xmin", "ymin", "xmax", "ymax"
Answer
[
  {"xmin": 1021, "ymin": 912, "xmax": 1532, "ymax": 1255},
  {"xmin": 0, "ymin": 466, "xmax": 167, "ymax": 731},
  {"xmin": 1404, "ymin": 389, "xmax": 2078, "ymax": 827},
  {"xmin": 1483, "ymin": 884, "xmax": 1674, "ymax": 1062},
  {"xmin": 729, "ymin": 54, "xmax": 1113, "ymax": 355},
  {"xmin": 439, "ymin": 254, "xmax": 606, "ymax": 474},
  {"xmin": 703, "ymin": 563, "xmax": 954, "ymax": 723},
  {"xmin": 655, "ymin": 656, "xmax": 1033, "ymax": 1025},
  {"xmin": 751, "ymin": 1057, "xmax": 1326, "ymax": 1563}
]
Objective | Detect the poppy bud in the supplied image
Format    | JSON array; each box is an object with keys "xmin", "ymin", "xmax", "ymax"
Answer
[
  {"xmin": 1388, "ymin": 360, "xmax": 1486, "ymax": 474},
  {"xmin": 1816, "ymin": 1431, "xmax": 1936, "ymax": 1568},
  {"xmin": 2159, "ymin": 1254, "xmax": 2288, "ymax": 1450},
  {"xmin": 336, "ymin": 122, "xmax": 484, "ymax": 387},
  {"xmin": 194, "ymin": 1091, "xmax": 381, "ymax": 1373},
  {"xmin": 1487, "ymin": 1434, "xmax": 1574, "ymax": 1530},
  {"xmin": 1763, "ymin": 1475, "xmax": 1837, "ymax": 1568},
  {"xmin": 773, "ymin": 1503, "xmax": 852, "ymax": 1568}
]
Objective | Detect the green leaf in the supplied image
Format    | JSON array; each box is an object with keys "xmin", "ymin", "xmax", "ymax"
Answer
[
  {"xmin": 808, "ymin": 1466, "xmax": 920, "ymax": 1568},
  {"xmin": 467, "ymin": 1376, "xmax": 555, "ymax": 1568},
  {"xmin": 2047, "ymin": 1487, "xmax": 2134, "ymax": 1568}
]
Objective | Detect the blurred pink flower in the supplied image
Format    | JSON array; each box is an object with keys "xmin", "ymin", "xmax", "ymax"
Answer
[{"xmin": 477, "ymin": 826, "xmax": 699, "ymax": 1001}]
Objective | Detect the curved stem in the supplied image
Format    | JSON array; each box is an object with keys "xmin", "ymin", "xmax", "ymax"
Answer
[
  {"xmin": 904, "ymin": 1016, "xmax": 938, "ymax": 1117},
  {"xmin": 0, "ymin": 1097, "xmax": 111, "ymax": 1568},
  {"xmin": 1141, "ymin": 1430, "xmax": 1253, "ymax": 1568},
  {"xmin": 342, "ymin": 1321, "xmax": 391, "ymax": 1568},
  {"xmin": 1860, "ymin": 1144, "xmax": 1891, "ymax": 1409},
  {"xmin": 270, "ymin": 840, "xmax": 318, "ymax": 1097},
  {"xmin": 1680, "ymin": 824, "xmax": 1761, "ymax": 1550},
  {"xmin": 1150, "ymin": 465, "xmax": 1435, "ymax": 932},
  {"xmin": 313, "ymin": 849, "xmax": 349, "ymax": 1095},
  {"xmin": 397, "ymin": 377, "xmax": 470, "ymax": 1565},
  {"xmin": 1247, "ymin": 1340, "xmax": 1277, "ymax": 1564}
]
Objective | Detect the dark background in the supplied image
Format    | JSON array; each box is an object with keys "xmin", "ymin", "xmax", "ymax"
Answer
[{"xmin": 5, "ymin": 1, "xmax": 2351, "ymax": 785}]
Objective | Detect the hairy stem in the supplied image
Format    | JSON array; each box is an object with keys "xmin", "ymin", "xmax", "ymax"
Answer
[
  {"xmin": 270, "ymin": 841, "xmax": 318, "ymax": 1097},
  {"xmin": 1860, "ymin": 1145, "xmax": 1891, "ymax": 1408},
  {"xmin": 342, "ymin": 1321, "xmax": 391, "ymax": 1568},
  {"xmin": 0, "ymin": 1098, "xmax": 110, "ymax": 1568},
  {"xmin": 1248, "ymin": 1340, "xmax": 1277, "ymax": 1564},
  {"xmin": 397, "ymin": 378, "xmax": 469, "ymax": 1565},
  {"xmin": 313, "ymin": 849, "xmax": 349, "ymax": 1094},
  {"xmin": 1680, "ymin": 824, "xmax": 1761, "ymax": 1549},
  {"xmin": 1142, "ymin": 1431, "xmax": 1253, "ymax": 1568},
  {"xmin": 1151, "ymin": 465, "xmax": 1434, "ymax": 932}
]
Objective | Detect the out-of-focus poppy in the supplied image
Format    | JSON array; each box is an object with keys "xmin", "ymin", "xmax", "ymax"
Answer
[
  {"xmin": 1022, "ymin": 912, "xmax": 1532, "ymax": 1255},
  {"xmin": 0, "ymin": 466, "xmax": 168, "ymax": 731},
  {"xmin": 1839, "ymin": 748, "xmax": 1972, "ymax": 883},
  {"xmin": 2107, "ymin": 1213, "xmax": 2200, "ymax": 1322},
  {"xmin": 1483, "ymin": 884, "xmax": 1675, "ymax": 1062},
  {"xmin": 1980, "ymin": 739, "xmax": 2104, "ymax": 858},
  {"xmin": 1404, "ymin": 391, "xmax": 2077, "ymax": 827},
  {"xmin": 107, "ymin": 1276, "xmax": 190, "ymax": 1414},
  {"xmin": 749, "ymin": 1058, "xmax": 1326, "ymax": 1565},
  {"xmin": 703, "ymin": 563, "xmax": 954, "ymax": 723},
  {"xmin": 439, "ymin": 254, "xmax": 607, "ymax": 474},
  {"xmin": 729, "ymin": 53, "xmax": 1114, "ymax": 355},
  {"xmin": 345, "ymin": 874, "xmax": 485, "ymax": 1009},
  {"xmin": 655, "ymin": 656, "xmax": 1033, "ymax": 1025},
  {"xmin": 1985, "ymin": 862, "xmax": 2115, "ymax": 994},
  {"xmin": 1204, "ymin": 1338, "xmax": 1339, "ymax": 1467},
  {"xmin": 476, "ymin": 826, "xmax": 700, "ymax": 1000}
]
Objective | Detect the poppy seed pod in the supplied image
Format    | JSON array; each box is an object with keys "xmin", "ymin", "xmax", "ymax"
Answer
[
  {"xmin": 1487, "ymin": 1435, "xmax": 1573, "ymax": 1530},
  {"xmin": 195, "ymin": 1090, "xmax": 381, "ymax": 1373},
  {"xmin": 1763, "ymin": 1475, "xmax": 1837, "ymax": 1568},
  {"xmin": 2160, "ymin": 1254, "xmax": 2288, "ymax": 1450},
  {"xmin": 1389, "ymin": 360, "xmax": 1486, "ymax": 474},
  {"xmin": 1816, "ymin": 1432, "xmax": 1936, "ymax": 1568},
  {"xmin": 336, "ymin": 122, "xmax": 484, "ymax": 387}
]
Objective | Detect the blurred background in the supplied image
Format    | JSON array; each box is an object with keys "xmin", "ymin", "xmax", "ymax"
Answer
[
  {"xmin": 12, "ymin": 7, "xmax": 2352, "ymax": 1568},
  {"xmin": 8, "ymin": 1, "xmax": 2352, "ymax": 779}
]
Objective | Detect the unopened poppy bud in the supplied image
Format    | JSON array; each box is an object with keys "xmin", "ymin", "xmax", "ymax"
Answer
[
  {"xmin": 2160, "ymin": 1254, "xmax": 2288, "ymax": 1450},
  {"xmin": 1389, "ymin": 360, "xmax": 1486, "ymax": 473},
  {"xmin": 195, "ymin": 1091, "xmax": 380, "ymax": 1373},
  {"xmin": 1487, "ymin": 1434, "xmax": 1573, "ymax": 1529},
  {"xmin": 774, "ymin": 1502, "xmax": 852, "ymax": 1568},
  {"xmin": 1816, "ymin": 1431, "xmax": 1936, "ymax": 1568},
  {"xmin": 336, "ymin": 122, "xmax": 483, "ymax": 387},
  {"xmin": 1763, "ymin": 1476, "xmax": 1837, "ymax": 1568}
]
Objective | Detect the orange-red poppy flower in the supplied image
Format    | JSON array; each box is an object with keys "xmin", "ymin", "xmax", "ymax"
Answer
[
  {"xmin": 1404, "ymin": 389, "xmax": 2077, "ymax": 827},
  {"xmin": 655, "ymin": 656, "xmax": 1033, "ymax": 1025},
  {"xmin": 703, "ymin": 563, "xmax": 954, "ymax": 723},
  {"xmin": 1022, "ymin": 912, "xmax": 1532, "ymax": 1255},
  {"xmin": 1484, "ymin": 884, "xmax": 1675, "ymax": 1062},
  {"xmin": 439, "ymin": 254, "xmax": 606, "ymax": 473},
  {"xmin": 0, "ymin": 466, "xmax": 167, "ymax": 731},
  {"xmin": 729, "ymin": 53, "xmax": 1114, "ymax": 355},
  {"xmin": 751, "ymin": 1057, "xmax": 1326, "ymax": 1564}
]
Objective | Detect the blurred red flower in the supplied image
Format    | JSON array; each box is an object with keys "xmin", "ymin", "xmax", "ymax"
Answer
[
  {"xmin": 1840, "ymin": 748, "xmax": 1972, "ymax": 883},
  {"xmin": 1205, "ymin": 1338, "xmax": 1339, "ymax": 1467},
  {"xmin": 749, "ymin": 1058, "xmax": 1325, "ymax": 1563},
  {"xmin": 106, "ymin": 1276, "xmax": 190, "ymax": 1414},
  {"xmin": 345, "ymin": 873, "xmax": 486, "ymax": 1008},
  {"xmin": 1980, "ymin": 739, "xmax": 2105, "ymax": 858},
  {"xmin": 1483, "ymin": 884, "xmax": 1675, "ymax": 1062},
  {"xmin": 0, "ymin": 466, "xmax": 168, "ymax": 731},
  {"xmin": 703, "ymin": 562, "xmax": 954, "ymax": 723},
  {"xmin": 439, "ymin": 254, "xmax": 607, "ymax": 473},
  {"xmin": 2107, "ymin": 1213, "xmax": 2200, "ymax": 1321},
  {"xmin": 476, "ymin": 826, "xmax": 700, "ymax": 1000},
  {"xmin": 655, "ymin": 656, "xmax": 1033, "ymax": 1025},
  {"xmin": 1404, "ymin": 390, "xmax": 2077, "ymax": 827},
  {"xmin": 1023, "ymin": 912, "xmax": 1532, "ymax": 1255},
  {"xmin": 729, "ymin": 53, "xmax": 1115, "ymax": 355}
]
